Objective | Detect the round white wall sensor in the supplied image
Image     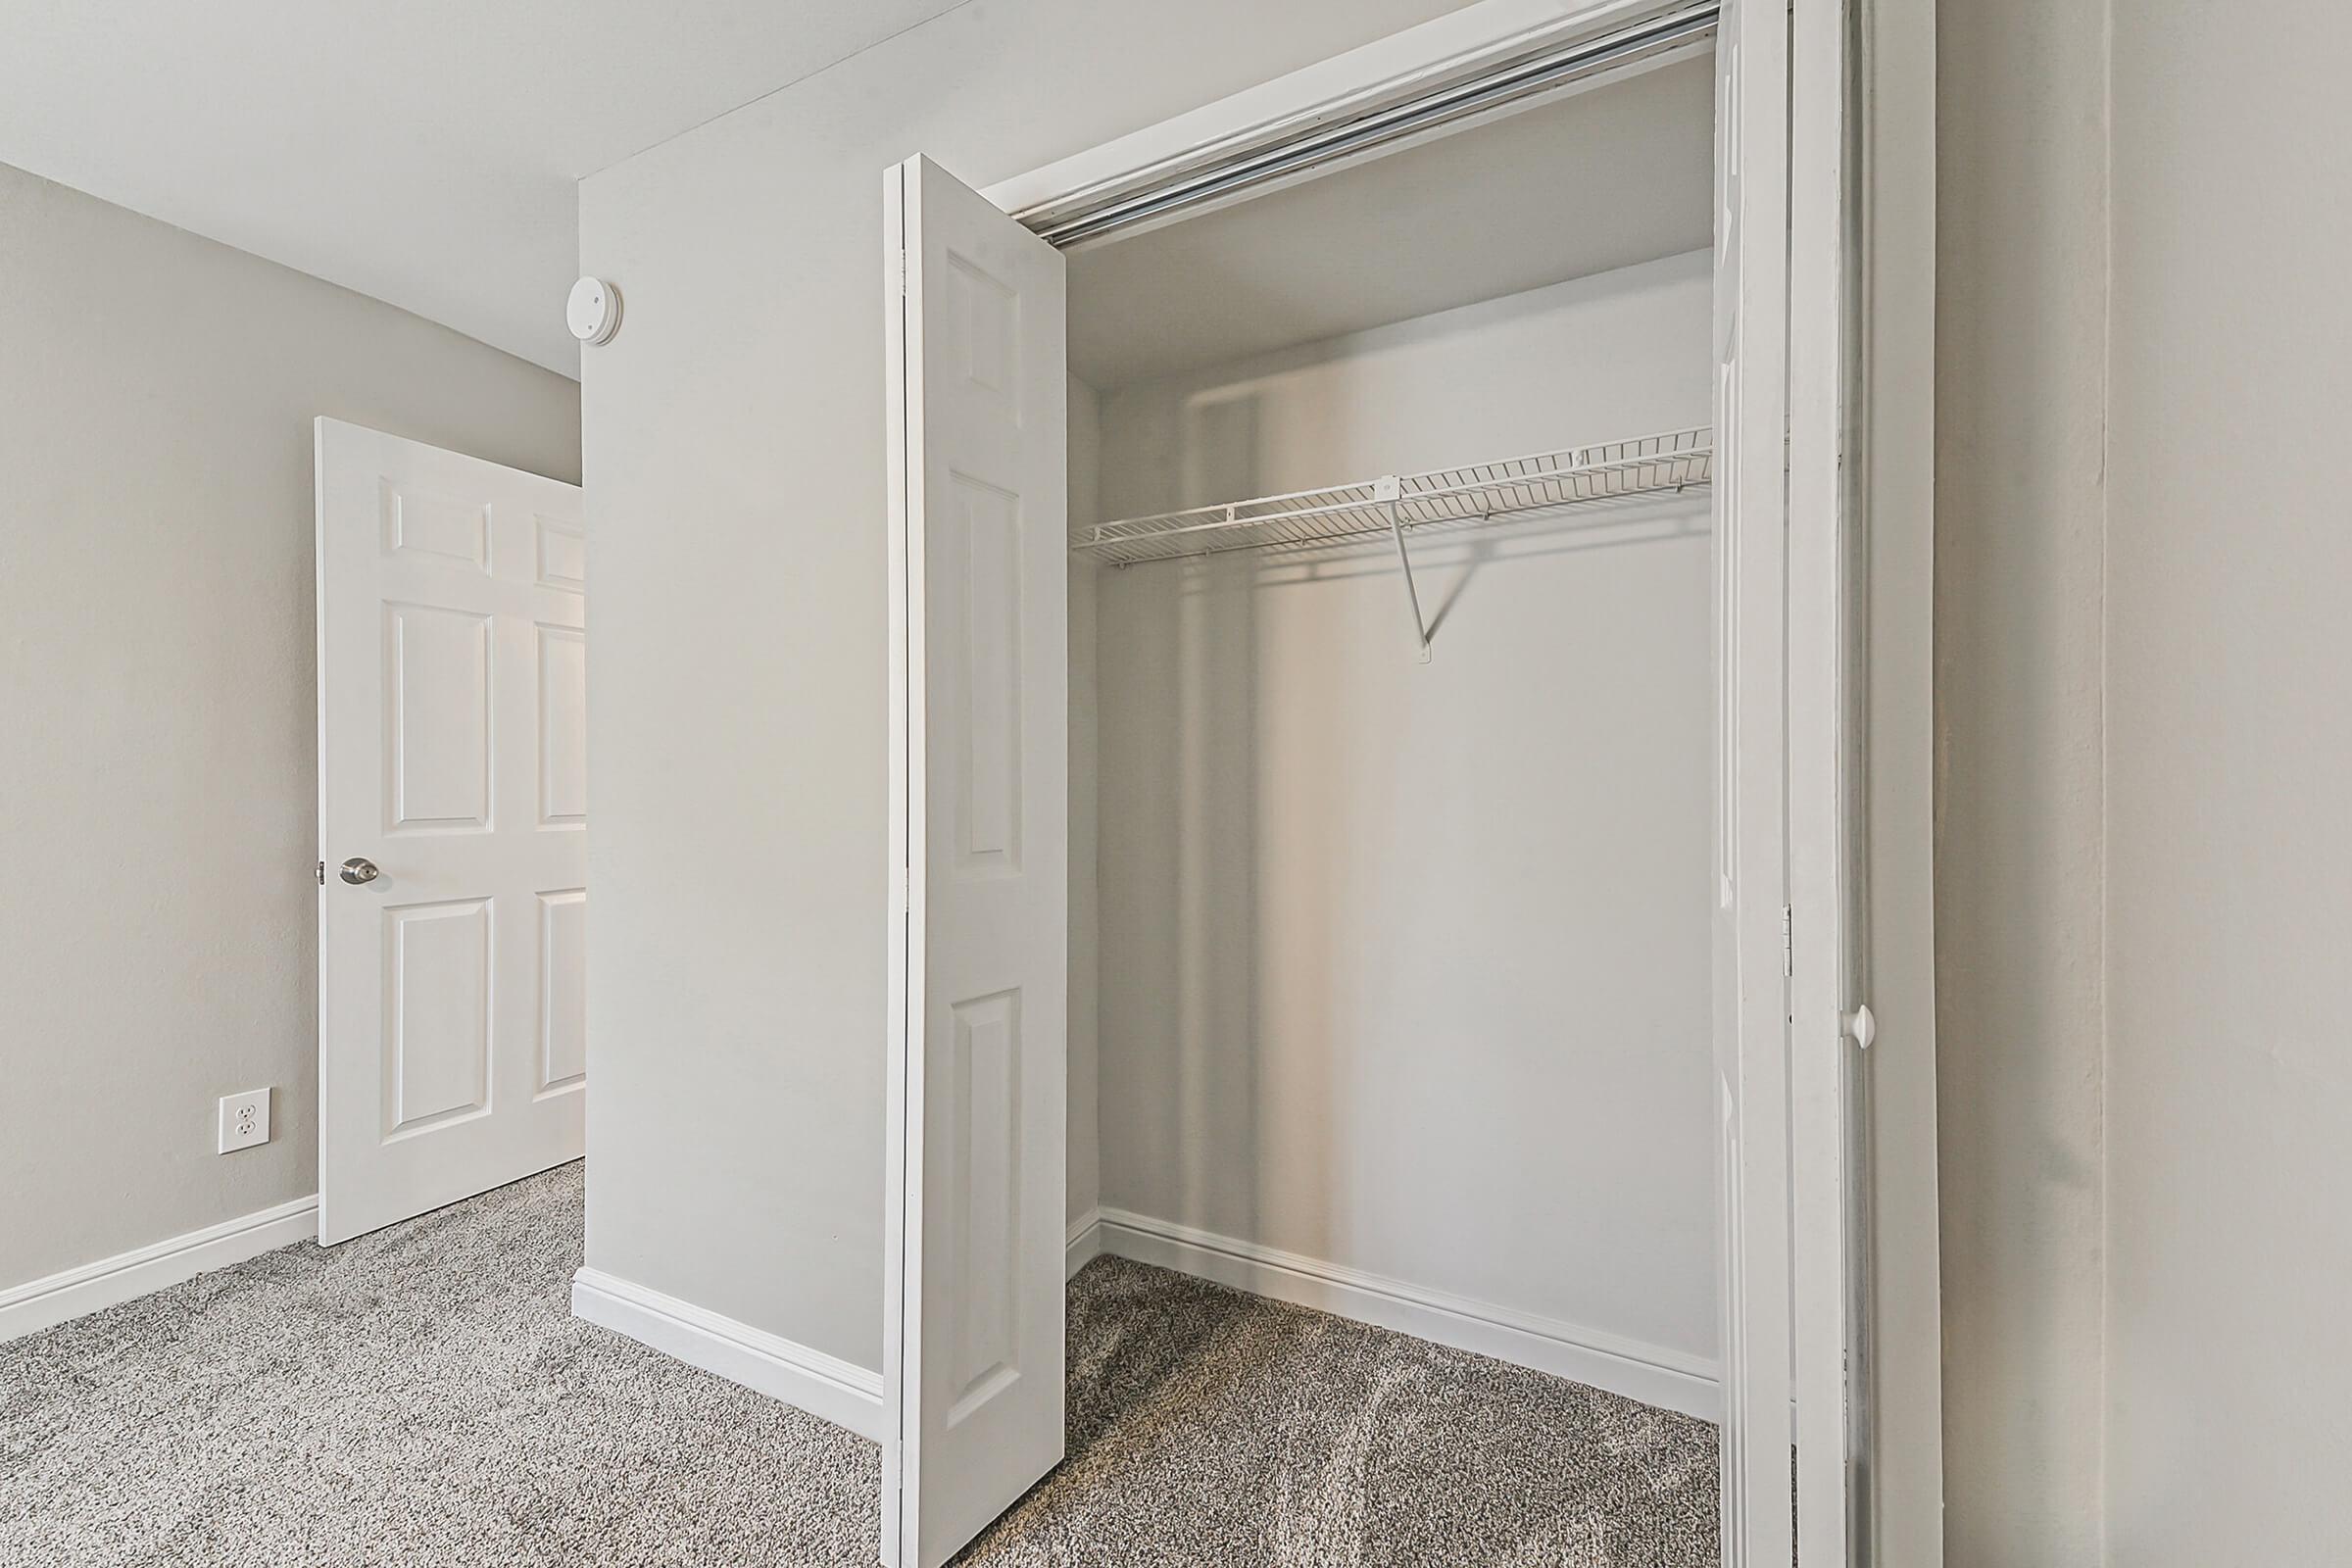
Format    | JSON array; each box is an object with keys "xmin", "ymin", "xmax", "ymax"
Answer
[{"xmin": 566, "ymin": 277, "xmax": 621, "ymax": 345}]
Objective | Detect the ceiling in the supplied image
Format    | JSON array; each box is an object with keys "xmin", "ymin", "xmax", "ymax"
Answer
[
  {"xmin": 1068, "ymin": 56, "xmax": 1715, "ymax": 390},
  {"xmin": 0, "ymin": 0, "xmax": 969, "ymax": 376}
]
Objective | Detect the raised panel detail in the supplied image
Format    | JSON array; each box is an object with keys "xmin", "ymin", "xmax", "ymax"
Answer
[
  {"xmin": 537, "ymin": 890, "xmax": 587, "ymax": 1095},
  {"xmin": 537, "ymin": 624, "xmax": 587, "ymax": 826},
  {"xmin": 952, "ymin": 474, "xmax": 1022, "ymax": 874},
  {"xmin": 383, "ymin": 899, "xmax": 491, "ymax": 1137},
  {"xmin": 946, "ymin": 988, "xmax": 1022, "ymax": 1427},
  {"xmin": 948, "ymin": 251, "xmax": 1018, "ymax": 416},
  {"xmin": 380, "ymin": 478, "xmax": 489, "ymax": 570},
  {"xmin": 386, "ymin": 603, "xmax": 491, "ymax": 832},
  {"xmin": 537, "ymin": 515, "xmax": 587, "ymax": 590}
]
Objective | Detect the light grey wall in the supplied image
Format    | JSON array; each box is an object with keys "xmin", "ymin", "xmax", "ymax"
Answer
[
  {"xmin": 1935, "ymin": 0, "xmax": 2352, "ymax": 1557},
  {"xmin": 1933, "ymin": 0, "xmax": 2110, "ymax": 1558},
  {"xmin": 0, "ymin": 161, "xmax": 581, "ymax": 1292},
  {"xmin": 1088, "ymin": 256, "xmax": 1718, "ymax": 1360},
  {"xmin": 2103, "ymin": 3, "xmax": 2352, "ymax": 1561},
  {"xmin": 575, "ymin": 0, "xmax": 1461, "ymax": 1371}
]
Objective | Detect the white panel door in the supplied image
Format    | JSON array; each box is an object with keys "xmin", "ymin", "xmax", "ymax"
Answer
[
  {"xmin": 882, "ymin": 155, "xmax": 1068, "ymax": 1568},
  {"xmin": 1712, "ymin": 0, "xmax": 1796, "ymax": 1562},
  {"xmin": 316, "ymin": 417, "xmax": 587, "ymax": 1247}
]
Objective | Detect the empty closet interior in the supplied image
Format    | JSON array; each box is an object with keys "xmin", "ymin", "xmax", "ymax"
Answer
[{"xmin": 1061, "ymin": 49, "xmax": 1724, "ymax": 1415}]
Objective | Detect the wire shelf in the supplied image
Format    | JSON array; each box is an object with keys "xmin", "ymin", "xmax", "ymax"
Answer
[{"xmin": 1069, "ymin": 426, "xmax": 1712, "ymax": 566}]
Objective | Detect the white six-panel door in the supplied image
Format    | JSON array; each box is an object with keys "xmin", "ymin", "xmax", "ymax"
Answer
[
  {"xmin": 315, "ymin": 418, "xmax": 587, "ymax": 1247},
  {"xmin": 882, "ymin": 156, "xmax": 1070, "ymax": 1568}
]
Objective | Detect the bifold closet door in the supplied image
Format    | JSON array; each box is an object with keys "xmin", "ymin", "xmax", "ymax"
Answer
[{"xmin": 881, "ymin": 154, "xmax": 1070, "ymax": 1568}]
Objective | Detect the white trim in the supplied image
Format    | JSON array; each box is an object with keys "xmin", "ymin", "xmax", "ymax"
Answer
[
  {"xmin": 570, "ymin": 1266, "xmax": 886, "ymax": 1442},
  {"xmin": 1093, "ymin": 1208, "xmax": 1719, "ymax": 1421},
  {"xmin": 1064, "ymin": 1209, "xmax": 1102, "ymax": 1280},
  {"xmin": 981, "ymin": 0, "xmax": 1703, "ymax": 247},
  {"xmin": 1852, "ymin": 0, "xmax": 1943, "ymax": 1554},
  {"xmin": 879, "ymin": 156, "xmax": 916, "ymax": 1568},
  {"xmin": 1787, "ymin": 0, "xmax": 1857, "ymax": 1560},
  {"xmin": 0, "ymin": 1195, "xmax": 318, "ymax": 1344}
]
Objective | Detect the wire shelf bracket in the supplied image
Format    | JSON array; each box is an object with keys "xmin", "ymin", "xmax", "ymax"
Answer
[
  {"xmin": 1068, "ymin": 427, "xmax": 1713, "ymax": 662},
  {"xmin": 1375, "ymin": 476, "xmax": 1434, "ymax": 663}
]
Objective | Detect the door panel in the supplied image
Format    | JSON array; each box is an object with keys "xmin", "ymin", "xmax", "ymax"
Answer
[
  {"xmin": 386, "ymin": 603, "xmax": 492, "ymax": 830},
  {"xmin": 317, "ymin": 418, "xmax": 586, "ymax": 1246},
  {"xmin": 883, "ymin": 155, "xmax": 1068, "ymax": 1568},
  {"xmin": 384, "ymin": 896, "xmax": 492, "ymax": 1134},
  {"xmin": 537, "ymin": 625, "xmax": 590, "ymax": 825},
  {"xmin": 538, "ymin": 888, "xmax": 590, "ymax": 1093}
]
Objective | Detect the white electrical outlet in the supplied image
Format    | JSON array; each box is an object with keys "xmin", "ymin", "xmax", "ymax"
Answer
[{"xmin": 218, "ymin": 1089, "xmax": 270, "ymax": 1153}]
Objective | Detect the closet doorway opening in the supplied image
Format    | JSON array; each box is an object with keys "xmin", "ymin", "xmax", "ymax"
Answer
[{"xmin": 882, "ymin": 3, "xmax": 1858, "ymax": 1565}]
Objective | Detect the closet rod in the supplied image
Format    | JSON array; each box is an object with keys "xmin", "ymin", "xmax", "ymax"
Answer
[
  {"xmin": 1072, "ymin": 428, "xmax": 1713, "ymax": 662},
  {"xmin": 1021, "ymin": 3, "xmax": 1721, "ymax": 250}
]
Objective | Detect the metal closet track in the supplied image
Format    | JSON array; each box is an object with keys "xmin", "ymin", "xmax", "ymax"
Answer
[{"xmin": 1015, "ymin": 1, "xmax": 1720, "ymax": 250}]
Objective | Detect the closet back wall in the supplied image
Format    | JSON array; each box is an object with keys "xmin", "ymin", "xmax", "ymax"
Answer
[{"xmin": 1088, "ymin": 249, "xmax": 1719, "ymax": 1365}]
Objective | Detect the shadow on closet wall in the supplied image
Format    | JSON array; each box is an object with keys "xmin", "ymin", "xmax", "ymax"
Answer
[{"xmin": 1173, "ymin": 390, "xmax": 1267, "ymax": 1249}]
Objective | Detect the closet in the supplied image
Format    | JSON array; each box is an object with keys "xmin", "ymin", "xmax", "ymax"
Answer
[
  {"xmin": 881, "ymin": 1, "xmax": 1845, "ymax": 1562},
  {"xmin": 1064, "ymin": 52, "xmax": 1722, "ymax": 1414}
]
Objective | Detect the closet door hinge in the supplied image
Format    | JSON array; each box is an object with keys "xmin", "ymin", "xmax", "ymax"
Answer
[
  {"xmin": 1781, "ymin": 905, "xmax": 1793, "ymax": 977},
  {"xmin": 894, "ymin": 249, "xmax": 906, "ymax": 297}
]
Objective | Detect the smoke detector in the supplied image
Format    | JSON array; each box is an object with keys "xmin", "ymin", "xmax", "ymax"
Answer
[{"xmin": 566, "ymin": 277, "xmax": 621, "ymax": 346}]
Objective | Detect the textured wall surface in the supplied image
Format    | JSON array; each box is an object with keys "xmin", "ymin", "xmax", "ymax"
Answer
[
  {"xmin": 1934, "ymin": 0, "xmax": 2111, "ymax": 1558},
  {"xmin": 2103, "ymin": 3, "xmax": 2352, "ymax": 1561}
]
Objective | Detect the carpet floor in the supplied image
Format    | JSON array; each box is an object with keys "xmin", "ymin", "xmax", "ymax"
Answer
[{"xmin": 0, "ymin": 1164, "xmax": 1718, "ymax": 1566}]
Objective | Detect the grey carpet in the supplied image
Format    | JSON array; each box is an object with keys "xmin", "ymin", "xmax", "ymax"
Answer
[{"xmin": 0, "ymin": 1164, "xmax": 1718, "ymax": 1566}]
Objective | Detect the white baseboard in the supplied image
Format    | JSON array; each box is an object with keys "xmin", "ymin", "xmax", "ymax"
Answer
[
  {"xmin": 0, "ymin": 1194, "xmax": 319, "ymax": 1344},
  {"xmin": 570, "ymin": 1266, "xmax": 886, "ymax": 1442},
  {"xmin": 1093, "ymin": 1207, "xmax": 1721, "ymax": 1421},
  {"xmin": 1065, "ymin": 1208, "xmax": 1103, "ymax": 1280}
]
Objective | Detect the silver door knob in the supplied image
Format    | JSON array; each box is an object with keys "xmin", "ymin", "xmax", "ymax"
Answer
[{"xmin": 338, "ymin": 858, "xmax": 380, "ymax": 885}]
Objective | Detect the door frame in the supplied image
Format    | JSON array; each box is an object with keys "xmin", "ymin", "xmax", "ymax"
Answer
[{"xmin": 956, "ymin": 0, "xmax": 1913, "ymax": 1560}]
